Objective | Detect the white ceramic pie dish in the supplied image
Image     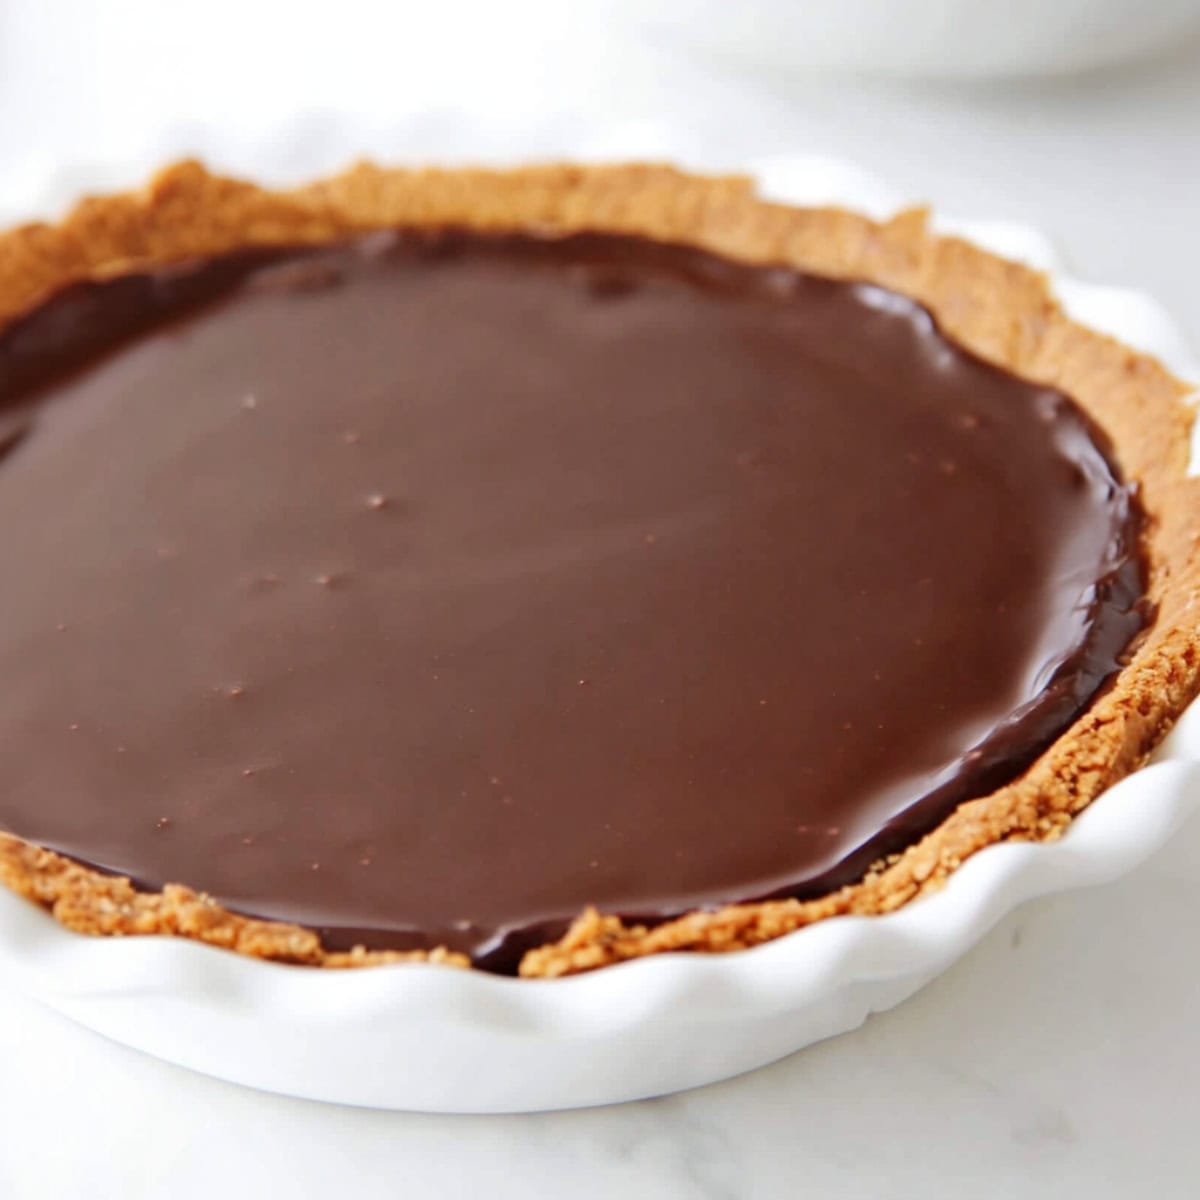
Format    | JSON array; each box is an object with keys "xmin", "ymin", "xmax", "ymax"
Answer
[{"xmin": 0, "ymin": 154, "xmax": 1196, "ymax": 1113}]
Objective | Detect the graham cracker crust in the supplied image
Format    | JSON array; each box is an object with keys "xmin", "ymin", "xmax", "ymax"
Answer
[{"xmin": 0, "ymin": 161, "xmax": 1197, "ymax": 977}]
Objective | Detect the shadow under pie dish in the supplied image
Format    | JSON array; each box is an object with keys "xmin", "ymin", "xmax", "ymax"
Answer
[{"xmin": 0, "ymin": 160, "xmax": 1196, "ymax": 982}]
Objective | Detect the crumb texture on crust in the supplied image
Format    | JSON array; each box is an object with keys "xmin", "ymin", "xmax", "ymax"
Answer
[
  {"xmin": 0, "ymin": 160, "xmax": 1197, "ymax": 976},
  {"xmin": 0, "ymin": 832, "xmax": 468, "ymax": 968}
]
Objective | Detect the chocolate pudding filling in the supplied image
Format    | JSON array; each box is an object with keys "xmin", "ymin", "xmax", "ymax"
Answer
[{"xmin": 0, "ymin": 230, "xmax": 1146, "ymax": 972}]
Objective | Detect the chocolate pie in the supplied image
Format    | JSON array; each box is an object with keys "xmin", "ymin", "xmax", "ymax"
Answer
[{"xmin": 0, "ymin": 162, "xmax": 1196, "ymax": 977}]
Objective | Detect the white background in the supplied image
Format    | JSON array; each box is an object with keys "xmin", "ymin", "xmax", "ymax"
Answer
[{"xmin": 1, "ymin": 3, "xmax": 1198, "ymax": 1196}]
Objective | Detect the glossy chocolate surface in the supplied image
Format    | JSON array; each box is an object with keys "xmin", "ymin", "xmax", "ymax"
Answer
[{"xmin": 0, "ymin": 230, "xmax": 1145, "ymax": 970}]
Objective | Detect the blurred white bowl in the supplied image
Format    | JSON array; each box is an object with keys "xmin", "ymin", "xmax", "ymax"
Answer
[{"xmin": 630, "ymin": 0, "xmax": 1200, "ymax": 78}]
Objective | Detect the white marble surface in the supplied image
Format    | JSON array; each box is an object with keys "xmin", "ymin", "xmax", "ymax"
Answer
[{"xmin": 1, "ymin": 3, "xmax": 1199, "ymax": 1195}]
